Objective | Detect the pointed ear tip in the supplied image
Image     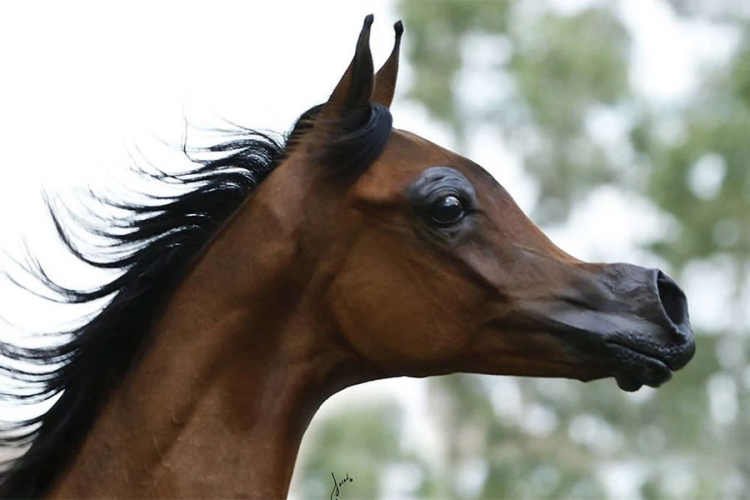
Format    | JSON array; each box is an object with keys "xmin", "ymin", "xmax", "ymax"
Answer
[
  {"xmin": 394, "ymin": 20, "xmax": 404, "ymax": 36},
  {"xmin": 357, "ymin": 15, "xmax": 374, "ymax": 50}
]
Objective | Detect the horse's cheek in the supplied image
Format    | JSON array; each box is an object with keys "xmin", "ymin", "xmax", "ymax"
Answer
[{"xmin": 327, "ymin": 250, "xmax": 475, "ymax": 374}]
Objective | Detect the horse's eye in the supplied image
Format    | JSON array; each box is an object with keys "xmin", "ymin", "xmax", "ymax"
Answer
[
  {"xmin": 408, "ymin": 166, "xmax": 476, "ymax": 237},
  {"xmin": 430, "ymin": 195, "xmax": 465, "ymax": 226}
]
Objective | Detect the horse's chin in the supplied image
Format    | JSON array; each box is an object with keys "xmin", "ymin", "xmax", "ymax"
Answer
[
  {"xmin": 601, "ymin": 340, "xmax": 674, "ymax": 391},
  {"xmin": 536, "ymin": 340, "xmax": 676, "ymax": 392}
]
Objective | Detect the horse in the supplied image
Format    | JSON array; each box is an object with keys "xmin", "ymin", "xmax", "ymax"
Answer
[{"xmin": 0, "ymin": 16, "xmax": 695, "ymax": 499}]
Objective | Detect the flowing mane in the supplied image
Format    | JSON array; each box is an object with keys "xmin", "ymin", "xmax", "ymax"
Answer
[
  {"xmin": 0, "ymin": 103, "xmax": 394, "ymax": 499},
  {"xmin": 0, "ymin": 131, "xmax": 284, "ymax": 499}
]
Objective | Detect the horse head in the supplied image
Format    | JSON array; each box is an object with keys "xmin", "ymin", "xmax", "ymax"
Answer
[{"xmin": 264, "ymin": 15, "xmax": 695, "ymax": 392}]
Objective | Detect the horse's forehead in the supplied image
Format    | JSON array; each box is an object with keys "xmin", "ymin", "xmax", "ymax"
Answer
[
  {"xmin": 352, "ymin": 129, "xmax": 472, "ymax": 203},
  {"xmin": 386, "ymin": 129, "xmax": 458, "ymax": 166}
]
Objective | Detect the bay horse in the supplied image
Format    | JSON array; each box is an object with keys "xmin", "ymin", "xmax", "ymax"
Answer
[{"xmin": 0, "ymin": 16, "xmax": 694, "ymax": 499}]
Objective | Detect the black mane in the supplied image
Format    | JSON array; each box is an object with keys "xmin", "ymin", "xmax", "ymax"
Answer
[{"xmin": 0, "ymin": 103, "xmax": 392, "ymax": 499}]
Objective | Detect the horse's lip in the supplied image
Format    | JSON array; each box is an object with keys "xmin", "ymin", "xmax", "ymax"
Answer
[
  {"xmin": 486, "ymin": 307, "xmax": 684, "ymax": 391},
  {"xmin": 604, "ymin": 341, "xmax": 673, "ymax": 392},
  {"xmin": 512, "ymin": 303, "xmax": 688, "ymax": 391}
]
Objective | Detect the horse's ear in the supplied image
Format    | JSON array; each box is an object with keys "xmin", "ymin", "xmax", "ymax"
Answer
[
  {"xmin": 319, "ymin": 15, "xmax": 375, "ymax": 119},
  {"xmin": 372, "ymin": 21, "xmax": 403, "ymax": 108}
]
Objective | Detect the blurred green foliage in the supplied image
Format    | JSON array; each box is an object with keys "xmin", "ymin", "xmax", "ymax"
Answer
[
  {"xmin": 294, "ymin": 0, "xmax": 750, "ymax": 498},
  {"xmin": 293, "ymin": 400, "xmax": 406, "ymax": 498},
  {"xmin": 634, "ymin": 31, "xmax": 750, "ymax": 271},
  {"xmin": 402, "ymin": 0, "xmax": 631, "ymax": 223}
]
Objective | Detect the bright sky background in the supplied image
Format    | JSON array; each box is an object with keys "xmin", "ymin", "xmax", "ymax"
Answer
[{"xmin": 0, "ymin": 1, "xmax": 740, "ymax": 498}]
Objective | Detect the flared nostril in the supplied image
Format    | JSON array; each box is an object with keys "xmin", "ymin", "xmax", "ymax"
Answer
[
  {"xmin": 657, "ymin": 271, "xmax": 689, "ymax": 328},
  {"xmin": 655, "ymin": 270, "xmax": 696, "ymax": 370}
]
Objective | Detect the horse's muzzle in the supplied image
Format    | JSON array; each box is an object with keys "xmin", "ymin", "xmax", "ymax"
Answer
[
  {"xmin": 520, "ymin": 263, "xmax": 696, "ymax": 391},
  {"xmin": 598, "ymin": 265, "xmax": 695, "ymax": 391}
]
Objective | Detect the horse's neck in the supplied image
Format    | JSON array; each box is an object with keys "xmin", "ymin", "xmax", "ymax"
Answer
[
  {"xmin": 47, "ymin": 179, "xmax": 372, "ymax": 499},
  {"xmin": 47, "ymin": 278, "xmax": 308, "ymax": 498}
]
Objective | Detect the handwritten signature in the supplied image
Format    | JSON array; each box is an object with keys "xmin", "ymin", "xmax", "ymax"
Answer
[{"xmin": 330, "ymin": 472, "xmax": 353, "ymax": 500}]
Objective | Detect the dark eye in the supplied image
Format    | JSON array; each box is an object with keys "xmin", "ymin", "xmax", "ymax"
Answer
[
  {"xmin": 430, "ymin": 195, "xmax": 465, "ymax": 226},
  {"xmin": 408, "ymin": 166, "xmax": 477, "ymax": 239}
]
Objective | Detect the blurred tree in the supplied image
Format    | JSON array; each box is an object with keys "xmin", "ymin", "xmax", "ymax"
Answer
[
  {"xmin": 401, "ymin": 0, "xmax": 630, "ymax": 224},
  {"xmin": 295, "ymin": 0, "xmax": 750, "ymax": 498},
  {"xmin": 293, "ymin": 399, "xmax": 415, "ymax": 499}
]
